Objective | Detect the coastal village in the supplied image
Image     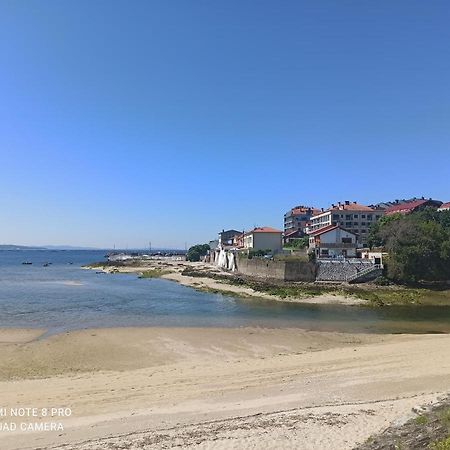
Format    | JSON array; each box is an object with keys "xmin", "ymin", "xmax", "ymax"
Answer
[{"xmin": 206, "ymin": 197, "xmax": 450, "ymax": 284}]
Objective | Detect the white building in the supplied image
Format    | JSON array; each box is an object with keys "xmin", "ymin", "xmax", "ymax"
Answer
[
  {"xmin": 309, "ymin": 225, "xmax": 358, "ymax": 259},
  {"xmin": 309, "ymin": 201, "xmax": 382, "ymax": 246},
  {"xmin": 243, "ymin": 227, "xmax": 283, "ymax": 253},
  {"xmin": 359, "ymin": 248, "xmax": 386, "ymax": 266}
]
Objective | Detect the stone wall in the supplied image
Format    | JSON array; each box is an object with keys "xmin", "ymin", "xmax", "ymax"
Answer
[
  {"xmin": 316, "ymin": 260, "xmax": 375, "ymax": 282},
  {"xmin": 236, "ymin": 258, "xmax": 316, "ymax": 282}
]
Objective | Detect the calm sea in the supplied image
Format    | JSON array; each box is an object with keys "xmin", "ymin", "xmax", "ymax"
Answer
[{"xmin": 0, "ymin": 250, "xmax": 449, "ymax": 335}]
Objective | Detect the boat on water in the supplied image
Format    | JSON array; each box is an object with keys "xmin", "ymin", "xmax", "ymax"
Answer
[{"xmin": 22, "ymin": 261, "xmax": 32, "ymax": 265}]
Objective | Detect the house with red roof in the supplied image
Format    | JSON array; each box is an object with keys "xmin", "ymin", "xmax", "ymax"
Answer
[
  {"xmin": 243, "ymin": 227, "xmax": 283, "ymax": 253},
  {"xmin": 309, "ymin": 201, "xmax": 383, "ymax": 246},
  {"xmin": 308, "ymin": 225, "xmax": 358, "ymax": 259},
  {"xmin": 438, "ymin": 202, "xmax": 450, "ymax": 212},
  {"xmin": 384, "ymin": 198, "xmax": 442, "ymax": 216}
]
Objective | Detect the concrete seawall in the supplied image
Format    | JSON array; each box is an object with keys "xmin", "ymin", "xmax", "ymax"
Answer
[{"xmin": 236, "ymin": 258, "xmax": 316, "ymax": 282}]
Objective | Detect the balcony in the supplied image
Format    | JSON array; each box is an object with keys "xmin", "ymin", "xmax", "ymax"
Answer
[{"xmin": 317, "ymin": 242, "xmax": 356, "ymax": 248}]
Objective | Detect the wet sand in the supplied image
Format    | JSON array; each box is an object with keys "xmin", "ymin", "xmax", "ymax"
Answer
[{"xmin": 0, "ymin": 327, "xmax": 449, "ymax": 449}]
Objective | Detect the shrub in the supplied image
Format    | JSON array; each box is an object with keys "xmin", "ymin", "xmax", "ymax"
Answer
[
  {"xmin": 415, "ymin": 415, "xmax": 428, "ymax": 425},
  {"xmin": 374, "ymin": 276, "xmax": 393, "ymax": 286},
  {"xmin": 139, "ymin": 269, "xmax": 170, "ymax": 278},
  {"xmin": 429, "ymin": 436, "xmax": 450, "ymax": 450}
]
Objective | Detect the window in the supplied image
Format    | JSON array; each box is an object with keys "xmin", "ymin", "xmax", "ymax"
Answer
[
  {"xmin": 346, "ymin": 222, "xmax": 352, "ymax": 227},
  {"xmin": 361, "ymin": 230, "xmax": 366, "ymax": 233},
  {"xmin": 333, "ymin": 214, "xmax": 340, "ymax": 220},
  {"xmin": 353, "ymin": 222, "xmax": 358, "ymax": 226},
  {"xmin": 361, "ymin": 214, "xmax": 366, "ymax": 219},
  {"xmin": 354, "ymin": 214, "xmax": 359, "ymax": 219},
  {"xmin": 345, "ymin": 215, "xmax": 352, "ymax": 220},
  {"xmin": 321, "ymin": 249, "xmax": 329, "ymax": 255},
  {"xmin": 361, "ymin": 222, "xmax": 366, "ymax": 226},
  {"xmin": 342, "ymin": 237, "xmax": 352, "ymax": 243}
]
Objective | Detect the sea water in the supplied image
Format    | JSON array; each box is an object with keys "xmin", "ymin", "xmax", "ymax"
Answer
[{"xmin": 0, "ymin": 250, "xmax": 449, "ymax": 334}]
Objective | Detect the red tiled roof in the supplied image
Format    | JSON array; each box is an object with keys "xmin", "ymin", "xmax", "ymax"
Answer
[
  {"xmin": 312, "ymin": 202, "xmax": 374, "ymax": 217},
  {"xmin": 248, "ymin": 226, "xmax": 282, "ymax": 234},
  {"xmin": 329, "ymin": 203, "xmax": 374, "ymax": 212},
  {"xmin": 291, "ymin": 207, "xmax": 321, "ymax": 216},
  {"xmin": 308, "ymin": 225, "xmax": 358, "ymax": 237},
  {"xmin": 439, "ymin": 202, "xmax": 450, "ymax": 209},
  {"xmin": 385, "ymin": 199, "xmax": 427, "ymax": 214}
]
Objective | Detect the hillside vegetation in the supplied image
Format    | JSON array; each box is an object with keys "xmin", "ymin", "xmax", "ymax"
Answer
[{"xmin": 369, "ymin": 209, "xmax": 450, "ymax": 284}]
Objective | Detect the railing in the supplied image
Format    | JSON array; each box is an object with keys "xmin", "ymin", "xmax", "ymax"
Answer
[{"xmin": 346, "ymin": 264, "xmax": 382, "ymax": 282}]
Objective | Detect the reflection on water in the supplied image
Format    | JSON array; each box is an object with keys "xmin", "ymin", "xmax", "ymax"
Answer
[{"xmin": 0, "ymin": 250, "xmax": 449, "ymax": 334}]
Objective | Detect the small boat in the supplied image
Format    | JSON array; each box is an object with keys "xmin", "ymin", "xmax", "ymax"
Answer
[
  {"xmin": 43, "ymin": 263, "xmax": 49, "ymax": 267},
  {"xmin": 22, "ymin": 261, "xmax": 32, "ymax": 265}
]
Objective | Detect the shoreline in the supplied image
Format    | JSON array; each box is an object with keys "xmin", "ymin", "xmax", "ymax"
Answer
[
  {"xmin": 0, "ymin": 326, "xmax": 449, "ymax": 449},
  {"xmin": 84, "ymin": 260, "xmax": 368, "ymax": 306},
  {"xmin": 84, "ymin": 259, "xmax": 450, "ymax": 307}
]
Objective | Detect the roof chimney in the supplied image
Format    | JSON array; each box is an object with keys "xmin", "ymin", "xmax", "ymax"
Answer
[{"xmin": 345, "ymin": 200, "xmax": 350, "ymax": 205}]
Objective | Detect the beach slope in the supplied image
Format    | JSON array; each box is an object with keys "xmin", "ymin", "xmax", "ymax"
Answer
[{"xmin": 0, "ymin": 327, "xmax": 449, "ymax": 449}]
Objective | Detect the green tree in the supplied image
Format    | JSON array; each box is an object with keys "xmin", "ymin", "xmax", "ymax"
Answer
[
  {"xmin": 368, "ymin": 213, "xmax": 402, "ymax": 248},
  {"xmin": 186, "ymin": 244, "xmax": 210, "ymax": 262},
  {"xmin": 285, "ymin": 237, "xmax": 309, "ymax": 249},
  {"xmin": 371, "ymin": 210, "xmax": 450, "ymax": 283}
]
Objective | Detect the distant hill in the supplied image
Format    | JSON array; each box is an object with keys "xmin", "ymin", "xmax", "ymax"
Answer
[
  {"xmin": 43, "ymin": 245, "xmax": 103, "ymax": 250},
  {"xmin": 0, "ymin": 244, "xmax": 46, "ymax": 250},
  {"xmin": 0, "ymin": 244, "xmax": 105, "ymax": 251}
]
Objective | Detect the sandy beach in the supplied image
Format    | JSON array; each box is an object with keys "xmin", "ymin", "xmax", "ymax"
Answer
[{"xmin": 0, "ymin": 326, "xmax": 449, "ymax": 450}]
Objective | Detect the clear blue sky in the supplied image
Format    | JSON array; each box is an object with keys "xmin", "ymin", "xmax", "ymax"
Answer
[{"xmin": 1, "ymin": 1, "xmax": 449, "ymax": 249}]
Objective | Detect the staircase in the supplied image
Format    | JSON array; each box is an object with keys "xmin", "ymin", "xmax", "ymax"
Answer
[{"xmin": 346, "ymin": 264, "xmax": 382, "ymax": 283}]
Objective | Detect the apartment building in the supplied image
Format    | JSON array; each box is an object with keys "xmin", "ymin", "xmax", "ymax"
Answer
[
  {"xmin": 309, "ymin": 201, "xmax": 382, "ymax": 246},
  {"xmin": 284, "ymin": 205, "xmax": 320, "ymax": 235}
]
